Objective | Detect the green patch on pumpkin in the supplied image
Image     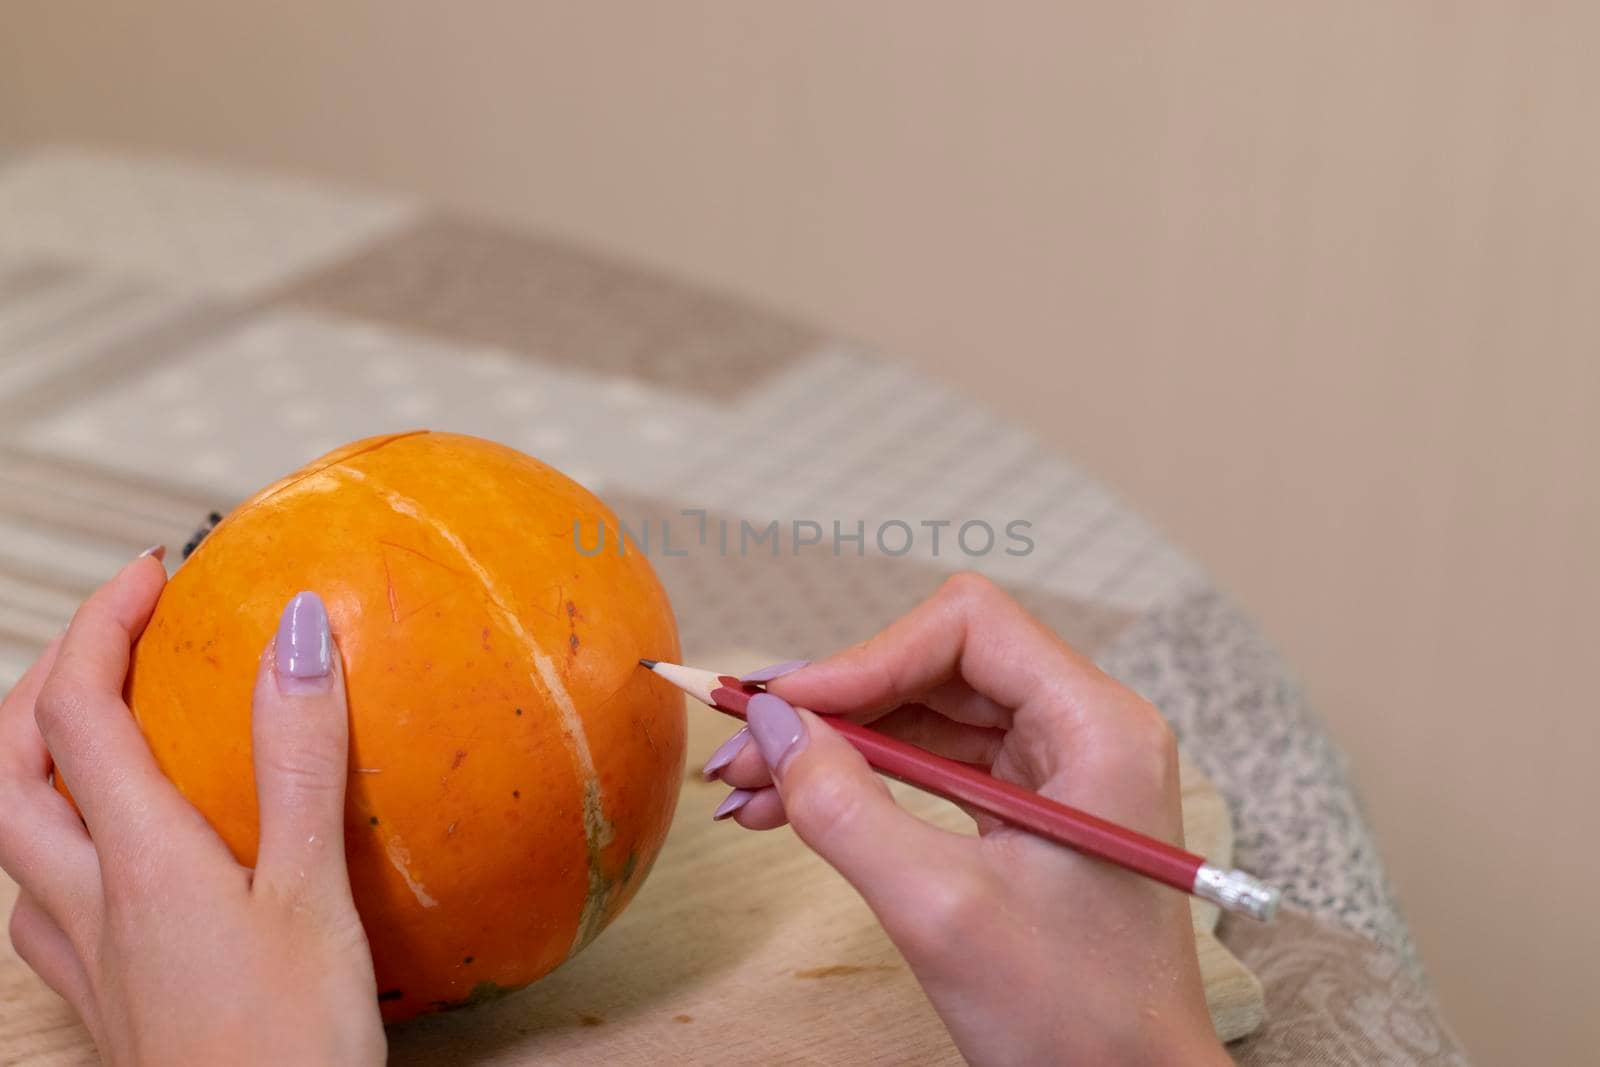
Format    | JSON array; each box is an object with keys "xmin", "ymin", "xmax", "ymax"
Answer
[
  {"xmin": 571, "ymin": 844, "xmax": 643, "ymax": 954},
  {"xmin": 432, "ymin": 980, "xmax": 529, "ymax": 1013}
]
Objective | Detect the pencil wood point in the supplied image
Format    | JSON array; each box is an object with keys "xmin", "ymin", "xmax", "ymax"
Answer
[{"xmin": 638, "ymin": 658, "xmax": 658, "ymax": 669}]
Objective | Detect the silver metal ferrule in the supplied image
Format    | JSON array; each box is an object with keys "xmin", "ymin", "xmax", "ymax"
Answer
[{"xmin": 1192, "ymin": 864, "xmax": 1281, "ymax": 922}]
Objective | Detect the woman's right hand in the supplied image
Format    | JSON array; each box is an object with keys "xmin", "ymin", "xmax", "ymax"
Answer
[{"xmin": 707, "ymin": 573, "xmax": 1228, "ymax": 1066}]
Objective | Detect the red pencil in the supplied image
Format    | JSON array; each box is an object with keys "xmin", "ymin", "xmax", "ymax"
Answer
[{"xmin": 641, "ymin": 659, "xmax": 1280, "ymax": 922}]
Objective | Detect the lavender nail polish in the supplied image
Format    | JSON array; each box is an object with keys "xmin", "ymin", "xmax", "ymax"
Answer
[
  {"xmin": 713, "ymin": 789, "xmax": 755, "ymax": 821},
  {"xmin": 702, "ymin": 727, "xmax": 751, "ymax": 780},
  {"xmin": 276, "ymin": 591, "xmax": 331, "ymax": 685},
  {"xmin": 740, "ymin": 659, "xmax": 810, "ymax": 684},
  {"xmin": 746, "ymin": 692, "xmax": 807, "ymax": 775}
]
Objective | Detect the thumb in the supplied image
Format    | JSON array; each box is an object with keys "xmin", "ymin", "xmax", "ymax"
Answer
[
  {"xmin": 746, "ymin": 693, "xmax": 966, "ymax": 908},
  {"xmin": 251, "ymin": 591, "xmax": 354, "ymax": 903}
]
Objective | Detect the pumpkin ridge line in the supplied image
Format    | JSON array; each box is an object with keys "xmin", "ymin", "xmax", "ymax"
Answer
[
  {"xmin": 333, "ymin": 467, "xmax": 615, "ymax": 952},
  {"xmin": 249, "ymin": 429, "xmax": 432, "ymax": 512}
]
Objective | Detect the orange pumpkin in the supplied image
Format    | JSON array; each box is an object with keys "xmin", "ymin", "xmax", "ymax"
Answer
[{"xmin": 118, "ymin": 431, "xmax": 684, "ymax": 1020}]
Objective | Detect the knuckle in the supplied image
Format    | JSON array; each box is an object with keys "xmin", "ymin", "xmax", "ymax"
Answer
[
  {"xmin": 261, "ymin": 876, "xmax": 367, "ymax": 947},
  {"xmin": 253, "ymin": 868, "xmax": 321, "ymax": 917},
  {"xmin": 99, "ymin": 827, "xmax": 165, "ymax": 897},
  {"xmin": 921, "ymin": 874, "xmax": 985, "ymax": 933},
  {"xmin": 32, "ymin": 679, "xmax": 85, "ymax": 739},
  {"xmin": 257, "ymin": 742, "xmax": 346, "ymax": 800},
  {"xmin": 1107, "ymin": 706, "xmax": 1179, "ymax": 784},
  {"xmin": 318, "ymin": 908, "xmax": 374, "ymax": 958},
  {"xmin": 938, "ymin": 570, "xmax": 1000, "ymax": 607},
  {"xmin": 785, "ymin": 764, "xmax": 871, "ymax": 845},
  {"xmin": 897, "ymin": 871, "xmax": 992, "ymax": 959},
  {"xmin": 1128, "ymin": 699, "xmax": 1176, "ymax": 748},
  {"xmin": 1137, "ymin": 702, "xmax": 1178, "ymax": 754},
  {"xmin": 4, "ymin": 897, "xmax": 65, "ymax": 970},
  {"xmin": 6, "ymin": 901, "xmax": 30, "ymax": 957}
]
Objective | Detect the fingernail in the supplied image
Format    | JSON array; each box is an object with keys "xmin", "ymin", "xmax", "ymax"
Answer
[
  {"xmin": 747, "ymin": 693, "xmax": 807, "ymax": 775},
  {"xmin": 702, "ymin": 726, "xmax": 751, "ymax": 780},
  {"xmin": 139, "ymin": 544, "xmax": 167, "ymax": 561},
  {"xmin": 276, "ymin": 591, "xmax": 331, "ymax": 689},
  {"xmin": 713, "ymin": 788, "xmax": 755, "ymax": 821},
  {"xmin": 740, "ymin": 659, "xmax": 809, "ymax": 683}
]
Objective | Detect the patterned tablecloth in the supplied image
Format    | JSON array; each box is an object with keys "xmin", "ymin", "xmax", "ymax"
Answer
[{"xmin": 0, "ymin": 146, "xmax": 1467, "ymax": 1063}]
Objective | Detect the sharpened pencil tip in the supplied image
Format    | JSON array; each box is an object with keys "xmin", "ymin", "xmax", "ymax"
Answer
[{"xmin": 638, "ymin": 658, "xmax": 658, "ymax": 670}]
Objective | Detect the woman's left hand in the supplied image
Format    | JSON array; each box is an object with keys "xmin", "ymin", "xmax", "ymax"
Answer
[{"xmin": 0, "ymin": 551, "xmax": 385, "ymax": 1067}]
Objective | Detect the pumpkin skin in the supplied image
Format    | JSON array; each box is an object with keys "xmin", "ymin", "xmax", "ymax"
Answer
[{"xmin": 115, "ymin": 431, "xmax": 683, "ymax": 1021}]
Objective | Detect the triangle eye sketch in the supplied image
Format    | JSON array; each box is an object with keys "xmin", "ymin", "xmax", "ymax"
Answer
[{"xmin": 379, "ymin": 541, "xmax": 470, "ymax": 623}]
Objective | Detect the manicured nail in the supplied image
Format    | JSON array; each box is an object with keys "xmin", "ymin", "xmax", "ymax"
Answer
[
  {"xmin": 713, "ymin": 789, "xmax": 755, "ymax": 821},
  {"xmin": 747, "ymin": 692, "xmax": 807, "ymax": 775},
  {"xmin": 740, "ymin": 659, "xmax": 809, "ymax": 683},
  {"xmin": 702, "ymin": 726, "xmax": 751, "ymax": 780},
  {"xmin": 276, "ymin": 591, "xmax": 331, "ymax": 689},
  {"xmin": 139, "ymin": 544, "xmax": 166, "ymax": 561}
]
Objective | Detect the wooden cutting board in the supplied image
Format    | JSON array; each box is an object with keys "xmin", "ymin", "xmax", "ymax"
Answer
[{"xmin": 0, "ymin": 649, "xmax": 1263, "ymax": 1064}]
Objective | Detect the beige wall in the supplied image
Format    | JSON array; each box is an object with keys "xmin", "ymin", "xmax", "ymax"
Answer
[{"xmin": 4, "ymin": 3, "xmax": 1597, "ymax": 1061}]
